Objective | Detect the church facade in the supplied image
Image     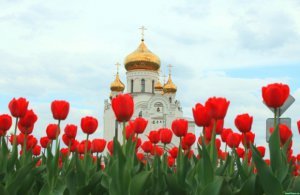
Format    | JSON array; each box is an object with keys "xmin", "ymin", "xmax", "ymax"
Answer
[{"xmin": 103, "ymin": 35, "xmax": 195, "ymax": 147}]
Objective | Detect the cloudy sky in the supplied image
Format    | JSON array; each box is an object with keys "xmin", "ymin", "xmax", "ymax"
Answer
[{"xmin": 0, "ymin": 0, "xmax": 300, "ymax": 155}]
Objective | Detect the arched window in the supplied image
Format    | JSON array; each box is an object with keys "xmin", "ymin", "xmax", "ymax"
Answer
[
  {"xmin": 139, "ymin": 111, "xmax": 142, "ymax": 117},
  {"xmin": 141, "ymin": 79, "xmax": 145, "ymax": 92},
  {"xmin": 152, "ymin": 80, "xmax": 155, "ymax": 93},
  {"xmin": 131, "ymin": 79, "xmax": 134, "ymax": 93},
  {"xmin": 169, "ymin": 97, "xmax": 172, "ymax": 103}
]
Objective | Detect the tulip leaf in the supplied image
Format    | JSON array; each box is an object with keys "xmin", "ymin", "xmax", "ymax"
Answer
[
  {"xmin": 268, "ymin": 124, "xmax": 282, "ymax": 175},
  {"xmin": 250, "ymin": 144, "xmax": 282, "ymax": 195},
  {"xmin": 128, "ymin": 171, "xmax": 151, "ymax": 195},
  {"xmin": 200, "ymin": 138, "xmax": 214, "ymax": 187},
  {"xmin": 201, "ymin": 176, "xmax": 224, "ymax": 195}
]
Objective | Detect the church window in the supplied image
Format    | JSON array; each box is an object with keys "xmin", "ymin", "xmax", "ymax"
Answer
[
  {"xmin": 139, "ymin": 111, "xmax": 142, "ymax": 117},
  {"xmin": 141, "ymin": 79, "xmax": 145, "ymax": 92},
  {"xmin": 169, "ymin": 97, "xmax": 172, "ymax": 103},
  {"xmin": 131, "ymin": 79, "xmax": 134, "ymax": 93},
  {"xmin": 157, "ymin": 107, "xmax": 160, "ymax": 112}
]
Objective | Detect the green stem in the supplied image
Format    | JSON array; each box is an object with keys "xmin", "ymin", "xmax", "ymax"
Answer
[
  {"xmin": 114, "ymin": 120, "xmax": 118, "ymax": 141},
  {"xmin": 13, "ymin": 117, "xmax": 19, "ymax": 146},
  {"xmin": 55, "ymin": 120, "xmax": 61, "ymax": 151},
  {"xmin": 210, "ymin": 119, "xmax": 217, "ymax": 161},
  {"xmin": 122, "ymin": 121, "xmax": 126, "ymax": 146}
]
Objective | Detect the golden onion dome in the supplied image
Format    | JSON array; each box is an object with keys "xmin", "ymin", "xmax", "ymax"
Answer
[
  {"xmin": 154, "ymin": 79, "xmax": 163, "ymax": 90},
  {"xmin": 110, "ymin": 73, "xmax": 125, "ymax": 92},
  {"xmin": 163, "ymin": 75, "xmax": 177, "ymax": 93},
  {"xmin": 124, "ymin": 40, "xmax": 161, "ymax": 71}
]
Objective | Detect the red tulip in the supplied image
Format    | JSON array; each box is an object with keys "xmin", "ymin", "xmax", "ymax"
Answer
[
  {"xmin": 77, "ymin": 140, "xmax": 91, "ymax": 154},
  {"xmin": 221, "ymin": 128, "xmax": 233, "ymax": 142},
  {"xmin": 236, "ymin": 147, "xmax": 245, "ymax": 158},
  {"xmin": 60, "ymin": 148, "xmax": 69, "ymax": 157},
  {"xmin": 148, "ymin": 130, "xmax": 160, "ymax": 144},
  {"xmin": 18, "ymin": 110, "xmax": 38, "ymax": 134},
  {"xmin": 215, "ymin": 138, "xmax": 221, "ymax": 150},
  {"xmin": 136, "ymin": 153, "xmax": 144, "ymax": 161},
  {"xmin": 270, "ymin": 124, "xmax": 292, "ymax": 145},
  {"xmin": 160, "ymin": 128, "xmax": 173, "ymax": 144},
  {"xmin": 242, "ymin": 131, "xmax": 255, "ymax": 148},
  {"xmin": 40, "ymin": 136, "xmax": 51, "ymax": 148},
  {"xmin": 168, "ymin": 156, "xmax": 175, "ymax": 167},
  {"xmin": 169, "ymin": 147, "xmax": 179, "ymax": 158},
  {"xmin": 64, "ymin": 124, "xmax": 77, "ymax": 139},
  {"xmin": 107, "ymin": 140, "xmax": 114, "ymax": 155},
  {"xmin": 0, "ymin": 114, "xmax": 12, "ymax": 132},
  {"xmin": 51, "ymin": 100, "xmax": 70, "ymax": 120},
  {"xmin": 207, "ymin": 119, "xmax": 224, "ymax": 134},
  {"xmin": 81, "ymin": 116, "xmax": 98, "ymax": 135},
  {"xmin": 32, "ymin": 145, "xmax": 41, "ymax": 156},
  {"xmin": 46, "ymin": 124, "xmax": 60, "ymax": 140},
  {"xmin": 257, "ymin": 146, "xmax": 266, "ymax": 157},
  {"xmin": 184, "ymin": 150, "xmax": 194, "ymax": 159},
  {"xmin": 132, "ymin": 117, "xmax": 148, "ymax": 134},
  {"xmin": 125, "ymin": 121, "xmax": 135, "ymax": 139},
  {"xmin": 62, "ymin": 134, "xmax": 73, "ymax": 146},
  {"xmin": 234, "ymin": 113, "xmax": 253, "ymax": 133},
  {"xmin": 91, "ymin": 139, "xmax": 106, "ymax": 153},
  {"xmin": 141, "ymin": 141, "xmax": 153, "ymax": 153},
  {"xmin": 112, "ymin": 94, "xmax": 134, "ymax": 122},
  {"xmin": 297, "ymin": 120, "xmax": 300, "ymax": 134},
  {"xmin": 8, "ymin": 97, "xmax": 29, "ymax": 118},
  {"xmin": 182, "ymin": 133, "xmax": 196, "ymax": 148},
  {"xmin": 133, "ymin": 137, "xmax": 142, "ymax": 149},
  {"xmin": 26, "ymin": 135, "xmax": 38, "ymax": 150},
  {"xmin": 226, "ymin": 133, "xmax": 241, "ymax": 148},
  {"xmin": 205, "ymin": 97, "xmax": 230, "ymax": 120},
  {"xmin": 151, "ymin": 145, "xmax": 164, "ymax": 156},
  {"xmin": 171, "ymin": 119, "xmax": 188, "ymax": 137},
  {"xmin": 262, "ymin": 83, "xmax": 289, "ymax": 108},
  {"xmin": 192, "ymin": 103, "xmax": 211, "ymax": 127}
]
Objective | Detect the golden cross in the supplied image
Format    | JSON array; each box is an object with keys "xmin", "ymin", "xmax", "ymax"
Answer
[
  {"xmin": 139, "ymin": 25, "xmax": 147, "ymax": 41},
  {"xmin": 168, "ymin": 64, "xmax": 173, "ymax": 75},
  {"xmin": 115, "ymin": 62, "xmax": 120, "ymax": 73}
]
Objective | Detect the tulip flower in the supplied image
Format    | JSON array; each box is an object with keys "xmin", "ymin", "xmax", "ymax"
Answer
[
  {"xmin": 168, "ymin": 156, "xmax": 175, "ymax": 167},
  {"xmin": 297, "ymin": 120, "xmax": 300, "ymax": 134},
  {"xmin": 234, "ymin": 113, "xmax": 253, "ymax": 133},
  {"xmin": 159, "ymin": 128, "xmax": 173, "ymax": 144},
  {"xmin": 64, "ymin": 124, "xmax": 77, "ymax": 139},
  {"xmin": 182, "ymin": 133, "xmax": 196, "ymax": 148},
  {"xmin": 107, "ymin": 140, "xmax": 114, "ymax": 155},
  {"xmin": 81, "ymin": 116, "xmax": 98, "ymax": 135},
  {"xmin": 18, "ymin": 110, "xmax": 38, "ymax": 134},
  {"xmin": 8, "ymin": 97, "xmax": 29, "ymax": 118},
  {"xmin": 148, "ymin": 130, "xmax": 160, "ymax": 144},
  {"xmin": 141, "ymin": 141, "xmax": 153, "ymax": 153},
  {"xmin": 51, "ymin": 100, "xmax": 70, "ymax": 120},
  {"xmin": 236, "ymin": 147, "xmax": 245, "ymax": 158},
  {"xmin": 205, "ymin": 97, "xmax": 230, "ymax": 120},
  {"xmin": 169, "ymin": 147, "xmax": 179, "ymax": 158},
  {"xmin": 226, "ymin": 133, "xmax": 241, "ymax": 148},
  {"xmin": 192, "ymin": 103, "xmax": 211, "ymax": 127},
  {"xmin": 171, "ymin": 119, "xmax": 188, "ymax": 137},
  {"xmin": 91, "ymin": 139, "xmax": 107, "ymax": 153},
  {"xmin": 262, "ymin": 83, "xmax": 289, "ymax": 109},
  {"xmin": 46, "ymin": 124, "xmax": 60, "ymax": 140},
  {"xmin": 112, "ymin": 94, "xmax": 134, "ymax": 122},
  {"xmin": 32, "ymin": 145, "xmax": 41, "ymax": 156},
  {"xmin": 257, "ymin": 146, "xmax": 266, "ymax": 157},
  {"xmin": 0, "ymin": 114, "xmax": 12, "ymax": 132},
  {"xmin": 270, "ymin": 124, "xmax": 292, "ymax": 145},
  {"xmin": 40, "ymin": 136, "xmax": 51, "ymax": 148},
  {"xmin": 132, "ymin": 117, "xmax": 148, "ymax": 134},
  {"xmin": 221, "ymin": 128, "xmax": 233, "ymax": 143}
]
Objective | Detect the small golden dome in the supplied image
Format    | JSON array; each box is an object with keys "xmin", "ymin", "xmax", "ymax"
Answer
[
  {"xmin": 163, "ymin": 75, "xmax": 177, "ymax": 93},
  {"xmin": 154, "ymin": 79, "xmax": 163, "ymax": 90},
  {"xmin": 110, "ymin": 73, "xmax": 125, "ymax": 92},
  {"xmin": 124, "ymin": 40, "xmax": 161, "ymax": 71}
]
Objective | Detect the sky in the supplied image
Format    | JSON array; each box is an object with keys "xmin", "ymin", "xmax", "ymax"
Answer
[{"xmin": 0, "ymin": 0, "xmax": 300, "ymax": 155}]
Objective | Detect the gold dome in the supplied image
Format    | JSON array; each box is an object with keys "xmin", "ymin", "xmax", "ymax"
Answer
[
  {"xmin": 154, "ymin": 79, "xmax": 163, "ymax": 90},
  {"xmin": 163, "ymin": 75, "xmax": 177, "ymax": 93},
  {"xmin": 110, "ymin": 73, "xmax": 125, "ymax": 92},
  {"xmin": 124, "ymin": 40, "xmax": 161, "ymax": 71}
]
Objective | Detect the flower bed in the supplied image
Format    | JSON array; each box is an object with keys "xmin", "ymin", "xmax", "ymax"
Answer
[{"xmin": 0, "ymin": 83, "xmax": 299, "ymax": 194}]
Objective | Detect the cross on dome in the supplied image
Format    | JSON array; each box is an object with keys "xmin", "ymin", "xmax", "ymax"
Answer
[{"xmin": 139, "ymin": 25, "xmax": 147, "ymax": 41}]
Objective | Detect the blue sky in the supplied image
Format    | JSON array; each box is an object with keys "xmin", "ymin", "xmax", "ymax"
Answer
[{"xmin": 0, "ymin": 0, "xmax": 300, "ymax": 155}]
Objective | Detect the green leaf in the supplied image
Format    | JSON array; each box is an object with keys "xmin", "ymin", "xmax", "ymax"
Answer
[
  {"xmin": 200, "ymin": 139, "xmax": 214, "ymax": 187},
  {"xmin": 268, "ymin": 124, "xmax": 282, "ymax": 175},
  {"xmin": 250, "ymin": 144, "xmax": 283, "ymax": 195},
  {"xmin": 128, "ymin": 171, "xmax": 151, "ymax": 195},
  {"xmin": 201, "ymin": 176, "xmax": 224, "ymax": 195}
]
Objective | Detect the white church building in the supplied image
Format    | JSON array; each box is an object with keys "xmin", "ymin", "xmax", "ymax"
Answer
[{"xmin": 103, "ymin": 32, "xmax": 195, "ymax": 147}]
